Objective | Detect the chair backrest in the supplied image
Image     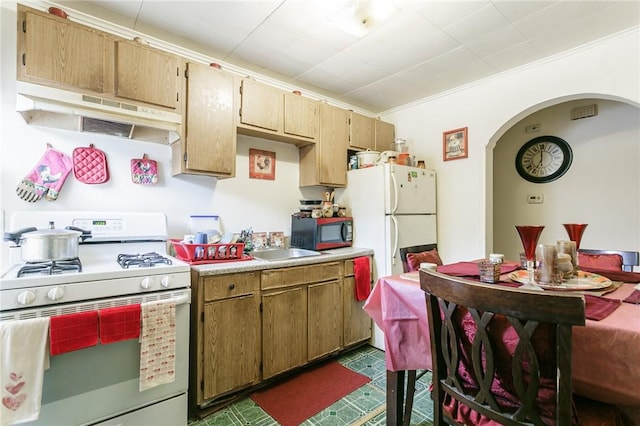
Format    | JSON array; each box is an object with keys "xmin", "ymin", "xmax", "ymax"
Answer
[
  {"xmin": 399, "ymin": 244, "xmax": 438, "ymax": 273},
  {"xmin": 420, "ymin": 270, "xmax": 585, "ymax": 426},
  {"xmin": 579, "ymin": 249, "xmax": 639, "ymax": 272}
]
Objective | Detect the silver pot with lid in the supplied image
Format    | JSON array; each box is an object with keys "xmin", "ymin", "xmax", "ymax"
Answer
[{"xmin": 3, "ymin": 221, "xmax": 92, "ymax": 262}]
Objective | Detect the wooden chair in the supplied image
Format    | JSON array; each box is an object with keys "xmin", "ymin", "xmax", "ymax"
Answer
[
  {"xmin": 579, "ymin": 249, "xmax": 639, "ymax": 272},
  {"xmin": 419, "ymin": 269, "xmax": 625, "ymax": 426},
  {"xmin": 399, "ymin": 243, "xmax": 438, "ymax": 273},
  {"xmin": 391, "ymin": 244, "xmax": 438, "ymax": 425}
]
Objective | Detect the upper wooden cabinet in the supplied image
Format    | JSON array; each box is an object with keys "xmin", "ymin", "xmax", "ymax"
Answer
[
  {"xmin": 17, "ymin": 5, "xmax": 182, "ymax": 114},
  {"xmin": 172, "ymin": 62, "xmax": 236, "ymax": 178},
  {"xmin": 375, "ymin": 119, "xmax": 396, "ymax": 152},
  {"xmin": 239, "ymin": 78, "xmax": 282, "ymax": 132},
  {"xmin": 349, "ymin": 111, "xmax": 375, "ymax": 150},
  {"xmin": 18, "ymin": 6, "xmax": 111, "ymax": 93},
  {"xmin": 238, "ymin": 78, "xmax": 318, "ymax": 145},
  {"xmin": 284, "ymin": 92, "xmax": 318, "ymax": 139},
  {"xmin": 114, "ymin": 40, "xmax": 181, "ymax": 110},
  {"xmin": 299, "ymin": 103, "xmax": 349, "ymax": 187}
]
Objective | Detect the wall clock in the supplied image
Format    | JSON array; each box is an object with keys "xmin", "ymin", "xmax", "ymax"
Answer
[{"xmin": 515, "ymin": 136, "xmax": 573, "ymax": 183}]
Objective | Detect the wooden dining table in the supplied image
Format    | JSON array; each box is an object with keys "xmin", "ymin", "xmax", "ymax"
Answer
[{"xmin": 363, "ymin": 268, "xmax": 640, "ymax": 425}]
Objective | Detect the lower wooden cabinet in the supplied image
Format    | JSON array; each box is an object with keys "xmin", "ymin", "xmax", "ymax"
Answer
[
  {"xmin": 190, "ymin": 257, "xmax": 371, "ymax": 410},
  {"xmin": 342, "ymin": 258, "xmax": 373, "ymax": 346},
  {"xmin": 191, "ymin": 271, "xmax": 261, "ymax": 409}
]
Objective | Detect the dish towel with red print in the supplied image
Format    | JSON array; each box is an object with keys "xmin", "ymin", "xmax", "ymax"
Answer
[
  {"xmin": 0, "ymin": 317, "xmax": 50, "ymax": 424},
  {"xmin": 354, "ymin": 256, "xmax": 371, "ymax": 301},
  {"xmin": 99, "ymin": 304, "xmax": 141, "ymax": 344},
  {"xmin": 139, "ymin": 299, "xmax": 176, "ymax": 391},
  {"xmin": 49, "ymin": 311, "xmax": 99, "ymax": 355}
]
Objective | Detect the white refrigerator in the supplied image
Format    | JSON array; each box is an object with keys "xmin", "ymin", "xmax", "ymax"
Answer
[{"xmin": 344, "ymin": 164, "xmax": 437, "ymax": 350}]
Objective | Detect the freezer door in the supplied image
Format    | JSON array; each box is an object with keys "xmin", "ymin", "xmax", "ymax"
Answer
[
  {"xmin": 385, "ymin": 214, "xmax": 437, "ymax": 276},
  {"xmin": 384, "ymin": 165, "xmax": 436, "ymax": 215}
]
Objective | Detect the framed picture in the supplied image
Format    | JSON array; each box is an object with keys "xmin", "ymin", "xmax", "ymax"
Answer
[
  {"xmin": 249, "ymin": 149, "xmax": 276, "ymax": 180},
  {"xmin": 443, "ymin": 127, "xmax": 468, "ymax": 161}
]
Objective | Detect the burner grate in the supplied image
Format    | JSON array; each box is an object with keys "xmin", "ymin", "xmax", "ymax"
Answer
[
  {"xmin": 117, "ymin": 252, "xmax": 172, "ymax": 269},
  {"xmin": 18, "ymin": 258, "xmax": 82, "ymax": 277}
]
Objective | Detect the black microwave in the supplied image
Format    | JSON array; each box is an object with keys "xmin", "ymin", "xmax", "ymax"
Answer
[{"xmin": 290, "ymin": 216, "xmax": 353, "ymax": 251}]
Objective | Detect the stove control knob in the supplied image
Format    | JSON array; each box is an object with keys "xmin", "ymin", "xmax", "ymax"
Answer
[
  {"xmin": 161, "ymin": 276, "xmax": 172, "ymax": 288},
  {"xmin": 47, "ymin": 287, "xmax": 64, "ymax": 301},
  {"xmin": 141, "ymin": 277, "xmax": 152, "ymax": 289},
  {"xmin": 17, "ymin": 290, "xmax": 36, "ymax": 305}
]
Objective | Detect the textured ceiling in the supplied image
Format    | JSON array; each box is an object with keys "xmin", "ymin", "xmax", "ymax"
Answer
[{"xmin": 56, "ymin": 0, "xmax": 639, "ymax": 114}]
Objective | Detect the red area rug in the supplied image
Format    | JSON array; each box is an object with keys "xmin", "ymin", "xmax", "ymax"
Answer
[{"xmin": 250, "ymin": 361, "xmax": 371, "ymax": 426}]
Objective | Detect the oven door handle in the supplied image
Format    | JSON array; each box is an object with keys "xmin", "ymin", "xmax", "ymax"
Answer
[{"xmin": 169, "ymin": 294, "xmax": 190, "ymax": 306}]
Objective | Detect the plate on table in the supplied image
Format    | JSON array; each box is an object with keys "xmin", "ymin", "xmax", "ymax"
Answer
[{"xmin": 507, "ymin": 270, "xmax": 612, "ymax": 291}]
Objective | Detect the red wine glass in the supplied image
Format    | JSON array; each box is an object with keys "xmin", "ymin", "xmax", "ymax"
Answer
[{"xmin": 515, "ymin": 225, "xmax": 545, "ymax": 289}]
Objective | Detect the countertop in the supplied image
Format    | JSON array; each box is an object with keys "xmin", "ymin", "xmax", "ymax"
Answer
[{"xmin": 189, "ymin": 246, "xmax": 373, "ymax": 276}]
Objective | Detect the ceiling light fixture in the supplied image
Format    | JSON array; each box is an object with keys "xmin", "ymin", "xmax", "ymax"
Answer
[{"xmin": 323, "ymin": 0, "xmax": 399, "ymax": 38}]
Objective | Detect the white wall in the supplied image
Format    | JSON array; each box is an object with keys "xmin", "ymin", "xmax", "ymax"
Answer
[
  {"xmin": 382, "ymin": 28, "xmax": 640, "ymax": 265},
  {"xmin": 494, "ymin": 99, "xmax": 639, "ymax": 262}
]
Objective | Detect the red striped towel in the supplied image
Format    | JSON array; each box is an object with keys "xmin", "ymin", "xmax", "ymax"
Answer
[
  {"xmin": 49, "ymin": 311, "xmax": 99, "ymax": 355},
  {"xmin": 353, "ymin": 257, "xmax": 371, "ymax": 301},
  {"xmin": 99, "ymin": 304, "xmax": 141, "ymax": 344}
]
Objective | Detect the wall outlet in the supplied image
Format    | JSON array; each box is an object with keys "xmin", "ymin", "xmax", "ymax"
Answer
[{"xmin": 527, "ymin": 194, "xmax": 544, "ymax": 204}]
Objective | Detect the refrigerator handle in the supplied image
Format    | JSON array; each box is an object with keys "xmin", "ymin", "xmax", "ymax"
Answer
[
  {"xmin": 390, "ymin": 215, "xmax": 399, "ymax": 265},
  {"xmin": 390, "ymin": 170, "xmax": 399, "ymax": 213}
]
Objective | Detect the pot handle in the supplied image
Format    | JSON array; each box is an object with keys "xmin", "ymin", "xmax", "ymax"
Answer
[
  {"xmin": 65, "ymin": 226, "xmax": 93, "ymax": 242},
  {"xmin": 3, "ymin": 227, "xmax": 37, "ymax": 245}
]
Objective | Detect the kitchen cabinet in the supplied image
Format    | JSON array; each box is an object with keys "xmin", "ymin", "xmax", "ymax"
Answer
[
  {"xmin": 261, "ymin": 261, "xmax": 342, "ymax": 379},
  {"xmin": 238, "ymin": 78, "xmax": 318, "ymax": 146},
  {"xmin": 17, "ymin": 5, "xmax": 182, "ymax": 114},
  {"xmin": 299, "ymin": 103, "xmax": 349, "ymax": 187},
  {"xmin": 342, "ymin": 258, "xmax": 372, "ymax": 347},
  {"xmin": 375, "ymin": 119, "xmax": 395, "ymax": 152},
  {"xmin": 18, "ymin": 6, "xmax": 112, "ymax": 93},
  {"xmin": 284, "ymin": 92, "xmax": 318, "ymax": 139},
  {"xmin": 190, "ymin": 271, "xmax": 261, "ymax": 408},
  {"xmin": 349, "ymin": 111, "xmax": 375, "ymax": 151},
  {"xmin": 172, "ymin": 62, "xmax": 236, "ymax": 178},
  {"xmin": 114, "ymin": 40, "xmax": 182, "ymax": 110}
]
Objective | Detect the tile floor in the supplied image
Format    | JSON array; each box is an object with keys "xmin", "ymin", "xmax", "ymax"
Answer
[{"xmin": 188, "ymin": 345, "xmax": 434, "ymax": 425}]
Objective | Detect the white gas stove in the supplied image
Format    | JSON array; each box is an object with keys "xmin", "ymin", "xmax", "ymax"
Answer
[{"xmin": 1, "ymin": 211, "xmax": 191, "ymax": 312}]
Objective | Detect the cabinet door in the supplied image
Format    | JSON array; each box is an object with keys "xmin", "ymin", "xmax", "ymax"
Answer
[
  {"xmin": 262, "ymin": 287, "xmax": 307, "ymax": 379},
  {"xmin": 284, "ymin": 93, "xmax": 318, "ymax": 140},
  {"xmin": 343, "ymin": 276, "xmax": 372, "ymax": 346},
  {"xmin": 349, "ymin": 112, "xmax": 375, "ymax": 150},
  {"xmin": 115, "ymin": 40, "xmax": 180, "ymax": 109},
  {"xmin": 183, "ymin": 62, "xmax": 236, "ymax": 176},
  {"xmin": 239, "ymin": 79, "xmax": 282, "ymax": 132},
  {"xmin": 203, "ymin": 293, "xmax": 261, "ymax": 400},
  {"xmin": 375, "ymin": 120, "xmax": 395, "ymax": 152},
  {"xmin": 308, "ymin": 279, "xmax": 343, "ymax": 361},
  {"xmin": 20, "ymin": 9, "xmax": 109, "ymax": 92},
  {"xmin": 320, "ymin": 104, "xmax": 349, "ymax": 186}
]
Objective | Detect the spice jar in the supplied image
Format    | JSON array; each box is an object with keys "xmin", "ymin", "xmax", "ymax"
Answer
[
  {"xmin": 387, "ymin": 156, "xmax": 397, "ymax": 164},
  {"xmin": 417, "ymin": 160, "xmax": 426, "ymax": 169}
]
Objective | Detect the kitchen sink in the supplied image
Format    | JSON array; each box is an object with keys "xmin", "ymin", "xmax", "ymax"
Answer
[{"xmin": 251, "ymin": 248, "xmax": 322, "ymax": 261}]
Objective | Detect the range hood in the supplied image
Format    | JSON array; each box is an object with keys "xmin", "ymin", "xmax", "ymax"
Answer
[{"xmin": 16, "ymin": 81, "xmax": 182, "ymax": 144}]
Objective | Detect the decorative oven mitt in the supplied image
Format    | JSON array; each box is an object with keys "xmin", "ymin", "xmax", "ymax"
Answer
[
  {"xmin": 16, "ymin": 144, "xmax": 72, "ymax": 202},
  {"xmin": 73, "ymin": 144, "xmax": 109, "ymax": 184},
  {"xmin": 131, "ymin": 154, "xmax": 159, "ymax": 185}
]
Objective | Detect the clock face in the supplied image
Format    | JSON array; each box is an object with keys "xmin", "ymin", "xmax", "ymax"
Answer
[{"xmin": 515, "ymin": 136, "xmax": 573, "ymax": 183}]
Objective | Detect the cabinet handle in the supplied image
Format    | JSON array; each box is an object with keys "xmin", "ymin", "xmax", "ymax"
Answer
[{"xmin": 229, "ymin": 283, "xmax": 235, "ymax": 290}]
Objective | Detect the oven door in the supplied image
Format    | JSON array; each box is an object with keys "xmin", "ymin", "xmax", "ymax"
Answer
[{"xmin": 7, "ymin": 289, "xmax": 190, "ymax": 426}]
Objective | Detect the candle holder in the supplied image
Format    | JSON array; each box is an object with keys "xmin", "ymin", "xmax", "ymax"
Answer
[
  {"xmin": 515, "ymin": 225, "xmax": 545, "ymax": 290},
  {"xmin": 563, "ymin": 223, "xmax": 588, "ymax": 271}
]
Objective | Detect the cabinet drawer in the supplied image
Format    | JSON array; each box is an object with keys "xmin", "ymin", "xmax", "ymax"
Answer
[
  {"xmin": 343, "ymin": 259, "xmax": 354, "ymax": 277},
  {"xmin": 204, "ymin": 272, "xmax": 260, "ymax": 301},
  {"xmin": 261, "ymin": 262, "xmax": 340, "ymax": 290}
]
